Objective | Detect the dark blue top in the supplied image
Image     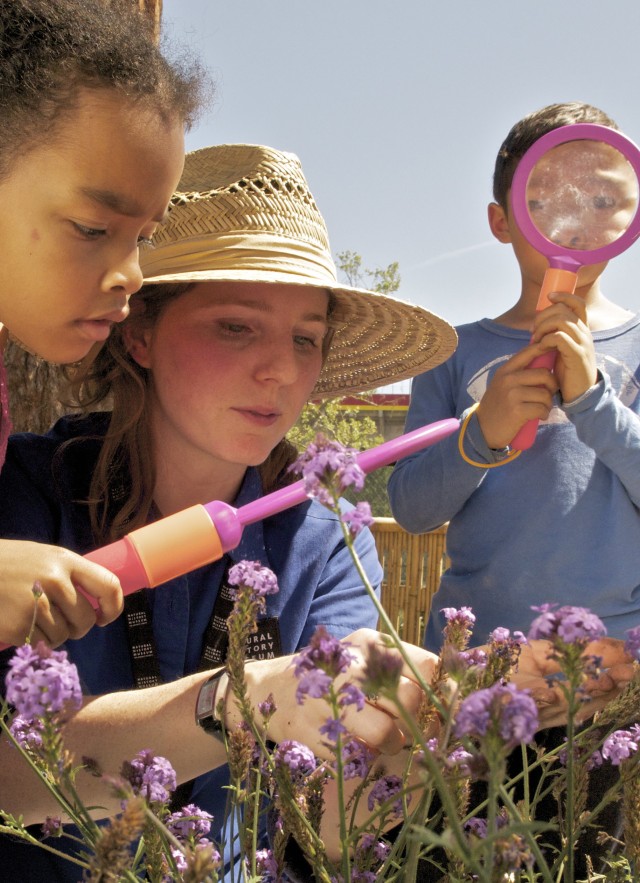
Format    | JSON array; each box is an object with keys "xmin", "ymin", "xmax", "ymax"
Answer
[{"xmin": 0, "ymin": 414, "xmax": 382, "ymax": 880}]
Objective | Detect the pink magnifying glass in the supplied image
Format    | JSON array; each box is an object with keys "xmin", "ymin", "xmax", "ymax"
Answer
[{"xmin": 509, "ymin": 123, "xmax": 640, "ymax": 450}]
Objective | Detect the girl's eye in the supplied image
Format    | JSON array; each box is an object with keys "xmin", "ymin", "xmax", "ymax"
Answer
[{"xmin": 73, "ymin": 222, "xmax": 106, "ymax": 240}]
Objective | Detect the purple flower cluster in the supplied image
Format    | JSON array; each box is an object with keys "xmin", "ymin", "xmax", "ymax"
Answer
[
  {"xmin": 6, "ymin": 642, "xmax": 82, "ymax": 720},
  {"xmin": 122, "ymin": 749, "xmax": 177, "ymax": 804},
  {"xmin": 293, "ymin": 625, "xmax": 357, "ymax": 705},
  {"xmin": 9, "ymin": 713, "xmax": 44, "ymax": 750},
  {"xmin": 367, "ymin": 774, "xmax": 406, "ymax": 818},
  {"xmin": 341, "ymin": 738, "xmax": 375, "ymax": 780},
  {"xmin": 454, "ymin": 682, "xmax": 539, "ymax": 750},
  {"xmin": 358, "ymin": 832, "xmax": 390, "ymax": 863},
  {"xmin": 255, "ymin": 848, "xmax": 279, "ymax": 880},
  {"xmin": 601, "ymin": 725, "xmax": 640, "ymax": 766},
  {"xmin": 291, "ymin": 434, "xmax": 365, "ymax": 507},
  {"xmin": 624, "ymin": 624, "xmax": 640, "ymax": 661},
  {"xmin": 274, "ymin": 740, "xmax": 317, "ymax": 777},
  {"xmin": 528, "ymin": 604, "xmax": 606, "ymax": 644},
  {"xmin": 166, "ymin": 803, "xmax": 213, "ymax": 840},
  {"xmin": 228, "ymin": 560, "xmax": 279, "ymax": 598},
  {"xmin": 341, "ymin": 502, "xmax": 374, "ymax": 538}
]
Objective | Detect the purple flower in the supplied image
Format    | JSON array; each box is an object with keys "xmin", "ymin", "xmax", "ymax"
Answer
[
  {"xmin": 9, "ymin": 714, "xmax": 44, "ymax": 750},
  {"xmin": 293, "ymin": 626, "xmax": 356, "ymax": 704},
  {"xmin": 6, "ymin": 642, "xmax": 82, "ymax": 719},
  {"xmin": 460, "ymin": 647, "xmax": 488, "ymax": 670},
  {"xmin": 446, "ymin": 746, "xmax": 473, "ymax": 775},
  {"xmin": 291, "ymin": 434, "xmax": 365, "ymax": 507},
  {"xmin": 367, "ymin": 774, "xmax": 406, "ymax": 817},
  {"xmin": 341, "ymin": 502, "xmax": 374, "ymax": 537},
  {"xmin": 320, "ymin": 717, "xmax": 347, "ymax": 742},
  {"xmin": 228, "ymin": 561, "xmax": 279, "ymax": 598},
  {"xmin": 601, "ymin": 725, "xmax": 640, "ymax": 766},
  {"xmin": 42, "ymin": 816, "xmax": 63, "ymax": 838},
  {"xmin": 442, "ymin": 607, "xmax": 476, "ymax": 629},
  {"xmin": 166, "ymin": 804, "xmax": 213, "ymax": 841},
  {"xmin": 490, "ymin": 627, "xmax": 527, "ymax": 646},
  {"xmin": 256, "ymin": 848, "xmax": 279, "ymax": 880},
  {"xmin": 624, "ymin": 625, "xmax": 640, "ymax": 661},
  {"xmin": 274, "ymin": 740, "xmax": 316, "ymax": 777},
  {"xmin": 258, "ymin": 695, "xmax": 277, "ymax": 718},
  {"xmin": 465, "ymin": 817, "xmax": 488, "ymax": 838},
  {"xmin": 528, "ymin": 604, "xmax": 606, "ymax": 644},
  {"xmin": 295, "ymin": 667, "xmax": 333, "ymax": 703},
  {"xmin": 341, "ymin": 739, "xmax": 375, "ymax": 780},
  {"xmin": 122, "ymin": 749, "xmax": 177, "ymax": 803},
  {"xmin": 337, "ymin": 682, "xmax": 366, "ymax": 711},
  {"xmin": 455, "ymin": 682, "xmax": 539, "ymax": 750}
]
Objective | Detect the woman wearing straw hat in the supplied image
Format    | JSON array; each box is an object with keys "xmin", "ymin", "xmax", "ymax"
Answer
[
  {"xmin": 0, "ymin": 144, "xmax": 634, "ymax": 881},
  {"xmin": 0, "ymin": 143, "xmax": 457, "ymax": 878}
]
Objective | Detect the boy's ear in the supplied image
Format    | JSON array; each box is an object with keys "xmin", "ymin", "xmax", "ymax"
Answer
[
  {"xmin": 488, "ymin": 202, "xmax": 512, "ymax": 244},
  {"xmin": 121, "ymin": 321, "xmax": 152, "ymax": 368}
]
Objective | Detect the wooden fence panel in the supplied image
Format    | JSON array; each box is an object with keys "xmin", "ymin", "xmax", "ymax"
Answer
[{"xmin": 371, "ymin": 519, "xmax": 449, "ymax": 646}]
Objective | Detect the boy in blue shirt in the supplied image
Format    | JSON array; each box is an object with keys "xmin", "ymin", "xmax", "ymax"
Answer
[{"xmin": 389, "ymin": 101, "xmax": 640, "ymax": 650}]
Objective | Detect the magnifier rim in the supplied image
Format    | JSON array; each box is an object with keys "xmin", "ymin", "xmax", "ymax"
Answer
[{"xmin": 511, "ymin": 123, "xmax": 640, "ymax": 266}]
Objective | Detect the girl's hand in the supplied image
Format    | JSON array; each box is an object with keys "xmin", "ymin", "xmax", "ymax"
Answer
[
  {"xmin": 0, "ymin": 539, "xmax": 123, "ymax": 647},
  {"xmin": 531, "ymin": 291, "xmax": 598, "ymax": 403}
]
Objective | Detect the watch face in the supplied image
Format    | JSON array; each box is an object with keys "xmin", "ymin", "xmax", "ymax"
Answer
[{"xmin": 197, "ymin": 677, "xmax": 219, "ymax": 721}]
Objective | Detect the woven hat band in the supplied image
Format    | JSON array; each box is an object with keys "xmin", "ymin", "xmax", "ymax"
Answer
[{"xmin": 142, "ymin": 231, "xmax": 339, "ymax": 286}]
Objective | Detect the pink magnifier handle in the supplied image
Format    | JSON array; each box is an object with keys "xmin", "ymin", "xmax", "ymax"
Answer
[
  {"xmin": 85, "ymin": 418, "xmax": 460, "ymax": 595},
  {"xmin": 510, "ymin": 266, "xmax": 578, "ymax": 451}
]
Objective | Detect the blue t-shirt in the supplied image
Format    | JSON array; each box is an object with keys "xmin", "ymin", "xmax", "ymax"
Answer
[
  {"xmin": 0, "ymin": 414, "xmax": 382, "ymax": 880},
  {"xmin": 388, "ymin": 315, "xmax": 640, "ymax": 650}
]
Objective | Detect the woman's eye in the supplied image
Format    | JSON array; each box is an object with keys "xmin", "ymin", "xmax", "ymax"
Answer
[{"xmin": 294, "ymin": 334, "xmax": 319, "ymax": 349}]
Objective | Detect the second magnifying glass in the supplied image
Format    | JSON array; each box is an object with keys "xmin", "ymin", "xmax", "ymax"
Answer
[{"xmin": 509, "ymin": 123, "xmax": 640, "ymax": 450}]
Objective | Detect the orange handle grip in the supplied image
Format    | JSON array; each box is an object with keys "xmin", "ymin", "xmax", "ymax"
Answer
[{"xmin": 510, "ymin": 266, "xmax": 578, "ymax": 451}]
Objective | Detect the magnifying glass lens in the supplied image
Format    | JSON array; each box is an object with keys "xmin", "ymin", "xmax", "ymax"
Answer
[{"xmin": 525, "ymin": 140, "xmax": 639, "ymax": 251}]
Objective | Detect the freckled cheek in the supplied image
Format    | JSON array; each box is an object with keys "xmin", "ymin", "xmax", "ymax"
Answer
[{"xmin": 30, "ymin": 229, "xmax": 41, "ymax": 242}]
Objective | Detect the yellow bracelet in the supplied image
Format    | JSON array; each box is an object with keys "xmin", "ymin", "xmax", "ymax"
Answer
[{"xmin": 458, "ymin": 403, "xmax": 521, "ymax": 469}]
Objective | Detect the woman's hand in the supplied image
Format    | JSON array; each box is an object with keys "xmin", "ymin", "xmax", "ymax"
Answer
[{"xmin": 238, "ymin": 628, "xmax": 438, "ymax": 759}]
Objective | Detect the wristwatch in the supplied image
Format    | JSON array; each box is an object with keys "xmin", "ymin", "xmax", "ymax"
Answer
[{"xmin": 195, "ymin": 669, "xmax": 228, "ymax": 740}]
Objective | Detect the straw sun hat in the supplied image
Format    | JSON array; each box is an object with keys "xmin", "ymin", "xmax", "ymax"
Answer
[{"xmin": 140, "ymin": 144, "xmax": 457, "ymax": 398}]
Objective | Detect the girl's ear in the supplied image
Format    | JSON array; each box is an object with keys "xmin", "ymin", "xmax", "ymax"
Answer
[
  {"xmin": 487, "ymin": 201, "xmax": 512, "ymax": 244},
  {"xmin": 120, "ymin": 320, "xmax": 153, "ymax": 368}
]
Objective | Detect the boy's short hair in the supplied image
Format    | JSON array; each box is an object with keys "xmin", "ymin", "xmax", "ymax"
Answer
[
  {"xmin": 492, "ymin": 102, "xmax": 619, "ymax": 209},
  {"xmin": 0, "ymin": 0, "xmax": 206, "ymax": 178}
]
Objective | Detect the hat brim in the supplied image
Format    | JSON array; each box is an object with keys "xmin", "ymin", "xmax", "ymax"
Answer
[{"xmin": 142, "ymin": 268, "xmax": 457, "ymax": 398}]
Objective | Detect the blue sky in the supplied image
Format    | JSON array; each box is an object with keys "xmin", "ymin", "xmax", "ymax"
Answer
[{"xmin": 161, "ymin": 0, "xmax": 640, "ymax": 339}]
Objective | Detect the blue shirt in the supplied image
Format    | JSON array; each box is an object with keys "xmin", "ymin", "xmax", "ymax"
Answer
[
  {"xmin": 388, "ymin": 315, "xmax": 640, "ymax": 650},
  {"xmin": 0, "ymin": 414, "xmax": 382, "ymax": 880}
]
